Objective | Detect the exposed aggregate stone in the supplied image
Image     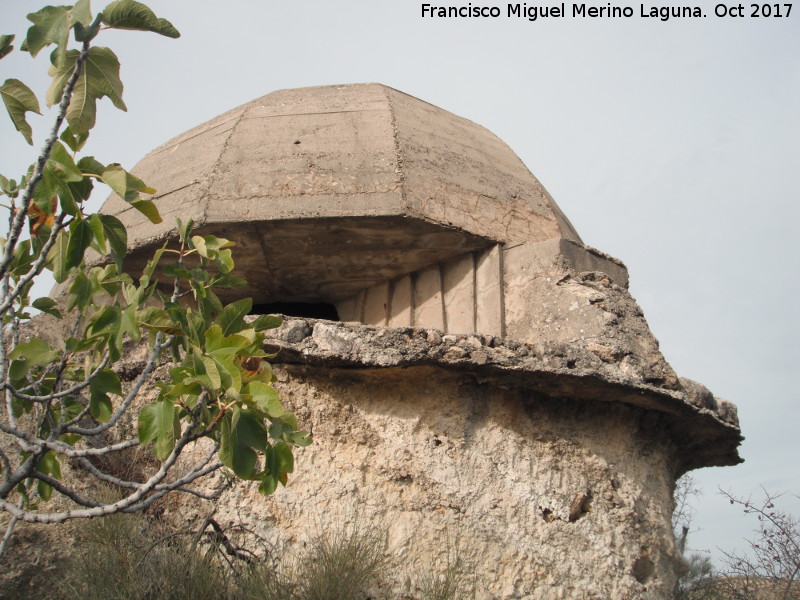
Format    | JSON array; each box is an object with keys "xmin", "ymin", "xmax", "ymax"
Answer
[{"xmin": 258, "ymin": 316, "xmax": 742, "ymax": 474}]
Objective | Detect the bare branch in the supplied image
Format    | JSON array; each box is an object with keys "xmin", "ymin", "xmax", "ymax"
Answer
[
  {"xmin": 0, "ymin": 421, "xmax": 139, "ymax": 459},
  {"xmin": 0, "ymin": 447, "xmax": 11, "ymax": 476},
  {"xmin": 118, "ymin": 462, "xmax": 224, "ymax": 513},
  {"xmin": 718, "ymin": 488, "xmax": 800, "ymax": 600},
  {"xmin": 2, "ymin": 414, "xmax": 215, "ymax": 523},
  {"xmin": 0, "ymin": 326, "xmax": 18, "ymax": 432},
  {"xmin": 0, "ymin": 451, "xmax": 41, "ymax": 499},
  {"xmin": 62, "ymin": 401, "xmax": 92, "ymax": 428},
  {"xmin": 0, "ymin": 42, "xmax": 90, "ymax": 282},
  {"xmin": 0, "ymin": 497, "xmax": 24, "ymax": 559},
  {"xmin": 65, "ymin": 333, "xmax": 170, "ymax": 436},
  {"xmin": 31, "ymin": 471, "xmax": 103, "ymax": 508},
  {"xmin": 6, "ymin": 354, "xmax": 111, "ymax": 403}
]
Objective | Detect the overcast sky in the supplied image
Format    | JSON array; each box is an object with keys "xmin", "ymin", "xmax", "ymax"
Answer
[{"xmin": 1, "ymin": 0, "xmax": 798, "ymax": 566}]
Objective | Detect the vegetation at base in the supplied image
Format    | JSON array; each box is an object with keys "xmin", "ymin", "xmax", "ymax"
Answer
[
  {"xmin": 28, "ymin": 509, "xmax": 475, "ymax": 600},
  {"xmin": 414, "ymin": 543, "xmax": 475, "ymax": 600},
  {"xmin": 60, "ymin": 510, "xmax": 233, "ymax": 600},
  {"xmin": 239, "ymin": 520, "xmax": 391, "ymax": 600}
]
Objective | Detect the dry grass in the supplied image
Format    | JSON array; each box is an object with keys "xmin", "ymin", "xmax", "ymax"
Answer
[
  {"xmin": 4, "ymin": 509, "xmax": 476, "ymax": 600},
  {"xmin": 58, "ymin": 511, "xmax": 232, "ymax": 600}
]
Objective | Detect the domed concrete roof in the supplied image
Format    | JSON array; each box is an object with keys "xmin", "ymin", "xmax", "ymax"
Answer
[{"xmin": 101, "ymin": 83, "xmax": 582, "ymax": 304}]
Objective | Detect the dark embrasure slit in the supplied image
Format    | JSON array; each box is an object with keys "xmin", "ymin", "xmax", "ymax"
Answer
[{"xmin": 250, "ymin": 302, "xmax": 339, "ymax": 321}]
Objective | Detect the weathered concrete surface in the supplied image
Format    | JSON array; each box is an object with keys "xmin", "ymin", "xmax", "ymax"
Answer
[
  {"xmin": 260, "ymin": 318, "xmax": 740, "ymax": 474},
  {"xmin": 10, "ymin": 314, "xmax": 742, "ymax": 599},
  {"xmin": 442, "ymin": 253, "xmax": 474, "ymax": 333},
  {"xmin": 99, "ymin": 83, "xmax": 581, "ymax": 305},
  {"xmin": 502, "ymin": 240, "xmax": 677, "ymax": 388},
  {"xmin": 130, "ymin": 316, "xmax": 739, "ymax": 600},
  {"xmin": 340, "ymin": 239, "xmax": 674, "ymax": 389},
  {"xmin": 231, "ymin": 363, "xmax": 683, "ymax": 599},
  {"xmin": 476, "ymin": 243, "xmax": 505, "ymax": 336}
]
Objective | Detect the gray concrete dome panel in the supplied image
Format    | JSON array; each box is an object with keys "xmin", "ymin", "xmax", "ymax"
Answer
[{"xmin": 100, "ymin": 83, "xmax": 585, "ymax": 305}]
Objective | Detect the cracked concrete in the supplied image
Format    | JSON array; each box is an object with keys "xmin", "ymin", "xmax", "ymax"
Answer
[{"xmin": 258, "ymin": 316, "xmax": 741, "ymax": 474}]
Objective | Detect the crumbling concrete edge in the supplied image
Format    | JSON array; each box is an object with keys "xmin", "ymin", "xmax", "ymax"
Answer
[{"xmin": 258, "ymin": 316, "xmax": 743, "ymax": 474}]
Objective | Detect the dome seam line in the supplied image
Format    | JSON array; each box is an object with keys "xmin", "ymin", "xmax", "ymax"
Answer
[{"xmin": 380, "ymin": 86, "xmax": 407, "ymax": 210}]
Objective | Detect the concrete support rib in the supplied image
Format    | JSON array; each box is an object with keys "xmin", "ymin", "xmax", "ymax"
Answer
[
  {"xmin": 475, "ymin": 245, "xmax": 504, "ymax": 338},
  {"xmin": 363, "ymin": 280, "xmax": 389, "ymax": 327},
  {"xmin": 413, "ymin": 264, "xmax": 444, "ymax": 331},
  {"xmin": 352, "ymin": 245, "xmax": 501, "ymax": 335},
  {"xmin": 337, "ymin": 236, "xmax": 674, "ymax": 394},
  {"xmin": 442, "ymin": 253, "xmax": 475, "ymax": 334},
  {"xmin": 387, "ymin": 275, "xmax": 412, "ymax": 328}
]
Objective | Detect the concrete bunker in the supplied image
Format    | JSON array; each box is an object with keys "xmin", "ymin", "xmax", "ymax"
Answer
[{"xmin": 99, "ymin": 83, "xmax": 742, "ymax": 599}]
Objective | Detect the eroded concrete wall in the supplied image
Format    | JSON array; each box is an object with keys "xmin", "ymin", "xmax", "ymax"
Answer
[
  {"xmin": 162, "ymin": 318, "xmax": 739, "ymax": 600},
  {"xmin": 207, "ymin": 364, "xmax": 684, "ymax": 599},
  {"xmin": 334, "ymin": 239, "xmax": 675, "ymax": 386}
]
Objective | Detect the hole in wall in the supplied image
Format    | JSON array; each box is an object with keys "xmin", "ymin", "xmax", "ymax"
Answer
[
  {"xmin": 568, "ymin": 490, "xmax": 592, "ymax": 522},
  {"xmin": 632, "ymin": 554, "xmax": 655, "ymax": 583},
  {"xmin": 250, "ymin": 302, "xmax": 340, "ymax": 321}
]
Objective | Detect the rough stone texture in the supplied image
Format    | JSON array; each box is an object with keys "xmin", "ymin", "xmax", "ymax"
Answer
[
  {"xmin": 502, "ymin": 241, "xmax": 676, "ymax": 388},
  {"xmin": 136, "ymin": 316, "xmax": 739, "ymax": 600},
  {"xmin": 46, "ymin": 314, "xmax": 740, "ymax": 599},
  {"xmin": 260, "ymin": 318, "xmax": 740, "ymax": 473},
  {"xmin": 234, "ymin": 364, "xmax": 680, "ymax": 599},
  {"xmin": 19, "ymin": 309, "xmax": 736, "ymax": 597}
]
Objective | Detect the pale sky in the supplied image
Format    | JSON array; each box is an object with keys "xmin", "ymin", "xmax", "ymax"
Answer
[{"xmin": 1, "ymin": 0, "xmax": 798, "ymax": 566}]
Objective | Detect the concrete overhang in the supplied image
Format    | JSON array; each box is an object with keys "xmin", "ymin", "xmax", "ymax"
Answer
[
  {"xmin": 100, "ymin": 83, "xmax": 581, "ymax": 304},
  {"xmin": 259, "ymin": 317, "xmax": 743, "ymax": 475}
]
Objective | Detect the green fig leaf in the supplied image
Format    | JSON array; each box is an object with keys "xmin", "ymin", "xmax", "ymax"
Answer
[
  {"xmin": 47, "ymin": 46, "xmax": 126, "ymax": 133},
  {"xmin": 0, "ymin": 35, "xmax": 14, "ymax": 60},
  {"xmin": 100, "ymin": 0, "xmax": 180, "ymax": 38},
  {"xmin": 0, "ymin": 79, "xmax": 42, "ymax": 145}
]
